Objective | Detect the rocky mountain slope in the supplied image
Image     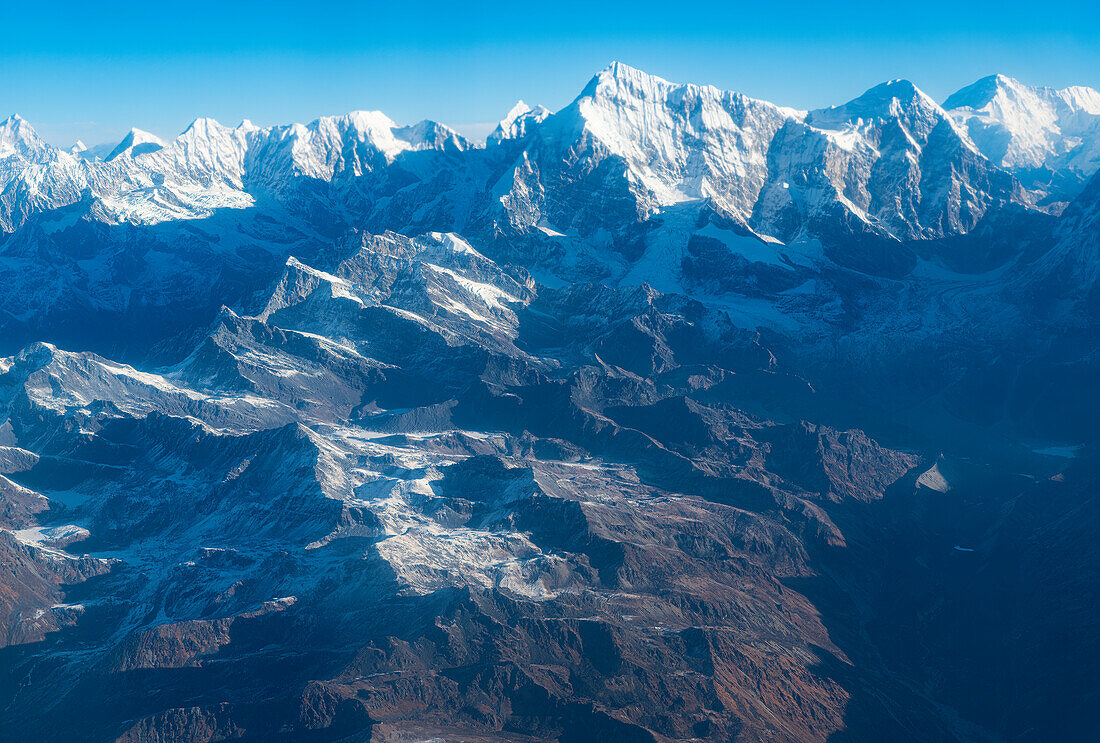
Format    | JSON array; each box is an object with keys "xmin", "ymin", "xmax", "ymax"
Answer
[{"xmin": 1, "ymin": 64, "xmax": 1098, "ymax": 743}]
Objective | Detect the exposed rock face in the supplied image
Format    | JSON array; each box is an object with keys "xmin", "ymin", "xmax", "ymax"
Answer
[{"xmin": 1, "ymin": 65, "xmax": 1098, "ymax": 742}]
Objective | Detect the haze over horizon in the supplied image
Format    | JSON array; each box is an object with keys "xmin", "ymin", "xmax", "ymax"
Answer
[{"xmin": 5, "ymin": 0, "xmax": 1099, "ymax": 148}]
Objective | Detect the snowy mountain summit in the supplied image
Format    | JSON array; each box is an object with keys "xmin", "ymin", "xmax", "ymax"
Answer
[
  {"xmin": 2, "ymin": 63, "xmax": 1100, "ymax": 743},
  {"xmin": 0, "ymin": 63, "xmax": 1094, "ymax": 245},
  {"xmin": 945, "ymin": 73, "xmax": 1100, "ymax": 201}
]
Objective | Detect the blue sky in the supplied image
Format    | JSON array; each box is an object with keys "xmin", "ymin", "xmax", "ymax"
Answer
[{"xmin": 4, "ymin": 0, "xmax": 1099, "ymax": 147}]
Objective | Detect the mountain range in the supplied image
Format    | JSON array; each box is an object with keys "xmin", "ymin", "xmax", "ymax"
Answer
[{"xmin": 1, "ymin": 63, "xmax": 1098, "ymax": 742}]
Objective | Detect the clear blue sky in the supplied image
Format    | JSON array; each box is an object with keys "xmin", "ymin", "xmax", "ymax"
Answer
[{"xmin": 4, "ymin": 0, "xmax": 1099, "ymax": 147}]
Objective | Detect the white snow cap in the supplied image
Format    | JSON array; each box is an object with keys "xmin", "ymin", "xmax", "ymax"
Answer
[
  {"xmin": 490, "ymin": 100, "xmax": 550, "ymax": 142},
  {"xmin": 105, "ymin": 127, "xmax": 166, "ymax": 161},
  {"xmin": 0, "ymin": 114, "xmax": 52, "ymax": 159},
  {"xmin": 945, "ymin": 74, "xmax": 1100, "ymax": 171}
]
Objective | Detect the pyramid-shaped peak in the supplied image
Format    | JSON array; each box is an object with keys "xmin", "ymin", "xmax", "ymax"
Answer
[
  {"xmin": 859, "ymin": 79, "xmax": 934, "ymax": 105},
  {"xmin": 393, "ymin": 119, "xmax": 469, "ymax": 151},
  {"xmin": 944, "ymin": 74, "xmax": 1100, "ymax": 115},
  {"xmin": 180, "ymin": 117, "xmax": 231, "ymax": 138},
  {"xmin": 105, "ymin": 127, "xmax": 166, "ymax": 161},
  {"xmin": 809, "ymin": 78, "xmax": 941, "ymax": 129},
  {"xmin": 490, "ymin": 100, "xmax": 551, "ymax": 142},
  {"xmin": 576, "ymin": 62, "xmax": 786, "ymax": 115},
  {"xmin": 572, "ymin": 62, "xmax": 680, "ymax": 103},
  {"xmin": 943, "ymin": 74, "xmax": 1021, "ymax": 110},
  {"xmin": 0, "ymin": 114, "xmax": 51, "ymax": 159},
  {"xmin": 330, "ymin": 110, "xmax": 398, "ymax": 134},
  {"xmin": 503, "ymin": 100, "xmax": 534, "ymax": 121}
]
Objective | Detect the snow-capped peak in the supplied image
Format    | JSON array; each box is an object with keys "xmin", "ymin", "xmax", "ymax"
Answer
[
  {"xmin": 338, "ymin": 109, "xmax": 399, "ymax": 136},
  {"xmin": 183, "ymin": 116, "xmax": 225, "ymax": 135},
  {"xmin": 945, "ymin": 74, "xmax": 1100, "ymax": 175},
  {"xmin": 392, "ymin": 119, "xmax": 469, "ymax": 152},
  {"xmin": 596, "ymin": 60, "xmax": 659, "ymax": 86},
  {"xmin": 160, "ymin": 116, "xmax": 253, "ymax": 186},
  {"xmin": 579, "ymin": 61, "xmax": 683, "ymax": 103},
  {"xmin": 282, "ymin": 111, "xmax": 465, "ymax": 163},
  {"xmin": 0, "ymin": 114, "xmax": 52, "ymax": 160},
  {"xmin": 503, "ymin": 100, "xmax": 535, "ymax": 122},
  {"xmin": 0, "ymin": 64, "xmax": 1096, "ymax": 241},
  {"xmin": 943, "ymin": 73, "xmax": 1017, "ymax": 110},
  {"xmin": 489, "ymin": 100, "xmax": 550, "ymax": 142},
  {"xmin": 530, "ymin": 62, "xmax": 805, "ymax": 222},
  {"xmin": 104, "ymin": 127, "xmax": 166, "ymax": 161},
  {"xmin": 807, "ymin": 79, "xmax": 944, "ymax": 132}
]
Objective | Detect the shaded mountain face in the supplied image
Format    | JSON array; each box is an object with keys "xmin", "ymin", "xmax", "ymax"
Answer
[{"xmin": 0, "ymin": 64, "xmax": 1098, "ymax": 743}]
